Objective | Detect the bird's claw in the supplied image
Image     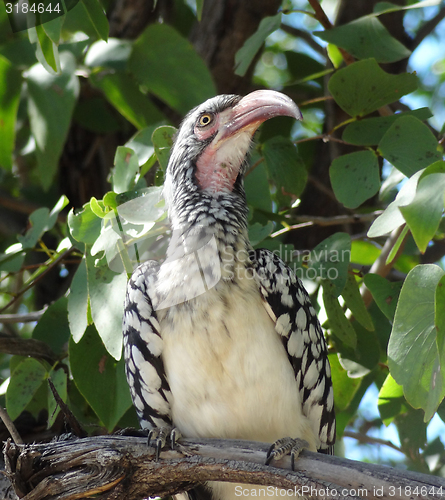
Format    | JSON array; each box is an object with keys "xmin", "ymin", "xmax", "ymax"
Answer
[
  {"xmin": 148, "ymin": 426, "xmax": 182, "ymax": 461},
  {"xmin": 266, "ymin": 437, "xmax": 309, "ymax": 470}
]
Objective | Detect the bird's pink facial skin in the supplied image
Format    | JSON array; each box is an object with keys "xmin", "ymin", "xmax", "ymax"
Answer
[{"xmin": 194, "ymin": 90, "xmax": 302, "ymax": 194}]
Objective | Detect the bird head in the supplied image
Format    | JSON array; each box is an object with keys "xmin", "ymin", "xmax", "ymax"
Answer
[{"xmin": 164, "ymin": 90, "xmax": 302, "ymax": 228}]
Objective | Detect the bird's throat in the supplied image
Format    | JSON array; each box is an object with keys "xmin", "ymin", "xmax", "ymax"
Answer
[{"xmin": 195, "ymin": 131, "xmax": 252, "ymax": 194}]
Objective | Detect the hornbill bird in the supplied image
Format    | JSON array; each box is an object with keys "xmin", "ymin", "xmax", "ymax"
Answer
[{"xmin": 123, "ymin": 90, "xmax": 336, "ymax": 499}]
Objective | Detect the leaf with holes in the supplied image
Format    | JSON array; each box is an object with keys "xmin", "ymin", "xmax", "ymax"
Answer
[
  {"xmin": 328, "ymin": 58, "xmax": 417, "ymax": 118},
  {"xmin": 378, "ymin": 115, "xmax": 442, "ymax": 177},
  {"xmin": 128, "ymin": 24, "xmax": 216, "ymax": 114},
  {"xmin": 262, "ymin": 136, "xmax": 307, "ymax": 208},
  {"xmin": 314, "ymin": 17, "xmax": 410, "ymax": 63},
  {"xmin": 6, "ymin": 358, "xmax": 48, "ymax": 421},
  {"xmin": 330, "ymin": 150, "xmax": 380, "ymax": 209},
  {"xmin": 69, "ymin": 326, "xmax": 132, "ymax": 430},
  {"xmin": 342, "ymin": 108, "xmax": 432, "ymax": 146}
]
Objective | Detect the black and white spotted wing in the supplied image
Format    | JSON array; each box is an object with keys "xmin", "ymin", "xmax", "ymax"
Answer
[
  {"xmin": 252, "ymin": 249, "xmax": 336, "ymax": 453},
  {"xmin": 123, "ymin": 261, "xmax": 172, "ymax": 430}
]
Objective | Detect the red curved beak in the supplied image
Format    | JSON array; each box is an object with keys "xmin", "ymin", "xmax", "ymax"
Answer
[{"xmin": 218, "ymin": 90, "xmax": 302, "ymax": 141}]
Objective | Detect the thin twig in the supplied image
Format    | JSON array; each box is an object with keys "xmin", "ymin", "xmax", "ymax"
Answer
[
  {"xmin": 280, "ymin": 23, "xmax": 325, "ymax": 56},
  {"xmin": 48, "ymin": 378, "xmax": 87, "ymax": 438},
  {"xmin": 410, "ymin": 6, "xmax": 445, "ymax": 52},
  {"xmin": 294, "ymin": 134, "xmax": 354, "ymax": 146},
  {"xmin": 0, "ymin": 307, "xmax": 47, "ymax": 324},
  {"xmin": 0, "ymin": 246, "xmax": 75, "ymax": 314},
  {"xmin": 0, "ymin": 336, "xmax": 57, "ymax": 364},
  {"xmin": 245, "ymin": 157, "xmax": 264, "ymax": 177},
  {"xmin": 0, "ymin": 407, "xmax": 23, "ymax": 445},
  {"xmin": 343, "ymin": 430, "xmax": 402, "ymax": 454},
  {"xmin": 307, "ymin": 0, "xmax": 355, "ymax": 65},
  {"xmin": 272, "ymin": 211, "xmax": 382, "ymax": 237},
  {"xmin": 361, "ymin": 225, "xmax": 408, "ymax": 307}
]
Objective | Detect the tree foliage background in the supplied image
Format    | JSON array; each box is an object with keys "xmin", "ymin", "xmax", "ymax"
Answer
[{"xmin": 0, "ymin": 0, "xmax": 445, "ymax": 480}]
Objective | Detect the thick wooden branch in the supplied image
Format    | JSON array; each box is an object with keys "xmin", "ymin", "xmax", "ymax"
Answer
[{"xmin": 3, "ymin": 436, "xmax": 445, "ymax": 500}]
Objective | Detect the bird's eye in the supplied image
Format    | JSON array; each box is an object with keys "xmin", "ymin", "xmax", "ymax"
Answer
[{"xmin": 198, "ymin": 113, "xmax": 213, "ymax": 127}]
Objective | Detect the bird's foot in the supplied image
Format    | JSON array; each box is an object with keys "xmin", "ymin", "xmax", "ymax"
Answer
[
  {"xmin": 266, "ymin": 437, "xmax": 309, "ymax": 470},
  {"xmin": 148, "ymin": 426, "xmax": 182, "ymax": 461}
]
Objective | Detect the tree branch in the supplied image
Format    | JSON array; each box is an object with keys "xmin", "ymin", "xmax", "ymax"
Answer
[
  {"xmin": 280, "ymin": 23, "xmax": 326, "ymax": 56},
  {"xmin": 0, "ymin": 308, "xmax": 47, "ymax": 324},
  {"xmin": 271, "ymin": 212, "xmax": 382, "ymax": 237},
  {"xmin": 3, "ymin": 436, "xmax": 444, "ymax": 500},
  {"xmin": 0, "ymin": 246, "xmax": 75, "ymax": 314},
  {"xmin": 409, "ymin": 6, "xmax": 445, "ymax": 52},
  {"xmin": 0, "ymin": 335, "xmax": 57, "ymax": 365}
]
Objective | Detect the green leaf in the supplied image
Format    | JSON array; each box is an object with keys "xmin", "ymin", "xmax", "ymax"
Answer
[
  {"xmin": 435, "ymin": 276, "xmax": 445, "ymax": 375},
  {"xmin": 234, "ymin": 13, "xmax": 281, "ymax": 77},
  {"xmin": 284, "ymin": 51, "xmax": 326, "ymax": 83},
  {"xmin": 330, "ymin": 150, "xmax": 380, "ymax": 209},
  {"xmin": 341, "ymin": 272, "xmax": 374, "ymax": 331},
  {"xmin": 378, "ymin": 115, "xmax": 442, "ymax": 177},
  {"xmin": 69, "ymin": 326, "xmax": 131, "ymax": 431},
  {"xmin": 364, "ymin": 274, "xmax": 402, "ymax": 321},
  {"xmin": 34, "ymin": 24, "xmax": 61, "ymax": 74},
  {"xmin": 48, "ymin": 195, "xmax": 70, "ymax": 229},
  {"xmin": 0, "ymin": 56, "xmax": 22, "ymax": 170},
  {"xmin": 68, "ymin": 203, "xmax": 102, "ymax": 244},
  {"xmin": 17, "ymin": 197, "xmax": 69, "ymax": 249},
  {"xmin": 90, "ymin": 71, "xmax": 164, "ymax": 129},
  {"xmin": 262, "ymin": 136, "xmax": 307, "ymax": 207},
  {"xmin": 308, "ymin": 232, "xmax": 351, "ymax": 296},
  {"xmin": 385, "ymin": 224, "xmax": 409, "ymax": 265},
  {"xmin": 68, "ymin": 257, "xmax": 89, "ymax": 342},
  {"xmin": 81, "ymin": 0, "xmax": 109, "ymax": 41},
  {"xmin": 27, "ymin": 52, "xmax": 79, "ymax": 190},
  {"xmin": 399, "ymin": 173, "xmax": 445, "ymax": 253},
  {"xmin": 33, "ymin": 296, "xmax": 70, "ymax": 355},
  {"xmin": 90, "ymin": 197, "xmax": 107, "ymax": 218},
  {"xmin": 112, "ymin": 147, "xmax": 140, "ymax": 194},
  {"xmin": 378, "ymin": 374, "xmax": 405, "ymax": 425},
  {"xmin": 248, "ymin": 222, "xmax": 274, "ymax": 247},
  {"xmin": 6, "ymin": 358, "xmax": 47, "ymax": 421},
  {"xmin": 367, "ymin": 170, "xmax": 422, "ymax": 238},
  {"xmin": 373, "ymin": 0, "xmax": 442, "ymax": 15},
  {"xmin": 47, "ymin": 367, "xmax": 67, "ymax": 427},
  {"xmin": 328, "ymin": 58, "xmax": 418, "ymax": 117},
  {"xmin": 85, "ymin": 251, "xmax": 127, "ymax": 359},
  {"xmin": 69, "ymin": 326, "xmax": 132, "ymax": 431},
  {"xmin": 85, "ymin": 39, "xmax": 132, "ymax": 71},
  {"xmin": 322, "ymin": 281, "xmax": 357, "ymax": 349},
  {"xmin": 337, "ymin": 304, "xmax": 382, "ymax": 377},
  {"xmin": 314, "ymin": 17, "xmax": 410, "ymax": 63},
  {"xmin": 17, "ymin": 207, "xmax": 50, "ymax": 248},
  {"xmin": 388, "ymin": 264, "xmax": 445, "ymax": 421},
  {"xmin": 152, "ymin": 125, "xmax": 176, "ymax": 171},
  {"xmin": 125, "ymin": 126, "xmax": 158, "ymax": 167},
  {"xmin": 196, "ymin": 0, "xmax": 204, "ymax": 21},
  {"xmin": 0, "ymin": 250, "xmax": 26, "ymax": 272},
  {"xmin": 328, "ymin": 353, "xmax": 361, "ymax": 412},
  {"xmin": 128, "ymin": 24, "xmax": 216, "ymax": 115},
  {"xmin": 342, "ymin": 108, "xmax": 432, "ymax": 146},
  {"xmin": 41, "ymin": 5, "xmax": 65, "ymax": 44}
]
